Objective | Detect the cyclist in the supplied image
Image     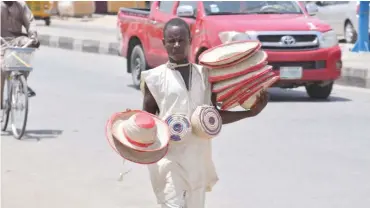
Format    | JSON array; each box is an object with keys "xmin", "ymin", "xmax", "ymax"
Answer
[{"xmin": 1, "ymin": 1, "xmax": 40, "ymax": 121}]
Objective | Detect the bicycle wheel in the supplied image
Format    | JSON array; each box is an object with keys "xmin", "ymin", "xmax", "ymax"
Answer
[
  {"xmin": 1, "ymin": 78, "xmax": 12, "ymax": 131},
  {"xmin": 10, "ymin": 75, "xmax": 28, "ymax": 139}
]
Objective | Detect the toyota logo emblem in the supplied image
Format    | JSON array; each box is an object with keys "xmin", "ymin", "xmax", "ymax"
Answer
[{"xmin": 281, "ymin": 35, "xmax": 296, "ymax": 45}]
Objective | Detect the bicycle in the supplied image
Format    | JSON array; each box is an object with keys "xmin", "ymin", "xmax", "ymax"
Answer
[{"xmin": 1, "ymin": 36, "xmax": 36, "ymax": 139}]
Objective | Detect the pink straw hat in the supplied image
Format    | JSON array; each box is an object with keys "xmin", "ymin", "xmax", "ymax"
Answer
[
  {"xmin": 199, "ymin": 40, "xmax": 261, "ymax": 68},
  {"xmin": 208, "ymin": 50, "xmax": 268, "ymax": 83},
  {"xmin": 105, "ymin": 110, "xmax": 170, "ymax": 164}
]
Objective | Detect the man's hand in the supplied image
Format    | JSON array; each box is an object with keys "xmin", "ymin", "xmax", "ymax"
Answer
[
  {"xmin": 29, "ymin": 32, "xmax": 40, "ymax": 48},
  {"xmin": 248, "ymin": 90, "xmax": 269, "ymax": 117}
]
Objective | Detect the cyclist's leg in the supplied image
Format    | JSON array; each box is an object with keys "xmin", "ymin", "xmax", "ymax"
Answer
[{"xmin": 15, "ymin": 36, "xmax": 37, "ymax": 97}]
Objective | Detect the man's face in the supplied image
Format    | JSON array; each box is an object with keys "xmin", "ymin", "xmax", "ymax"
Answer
[
  {"xmin": 4, "ymin": 1, "xmax": 14, "ymax": 7},
  {"xmin": 163, "ymin": 25, "xmax": 191, "ymax": 62}
]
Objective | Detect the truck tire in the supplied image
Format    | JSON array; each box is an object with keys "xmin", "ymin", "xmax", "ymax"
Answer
[
  {"xmin": 305, "ymin": 82, "xmax": 333, "ymax": 99},
  {"xmin": 130, "ymin": 45, "xmax": 147, "ymax": 88},
  {"xmin": 45, "ymin": 17, "xmax": 51, "ymax": 26}
]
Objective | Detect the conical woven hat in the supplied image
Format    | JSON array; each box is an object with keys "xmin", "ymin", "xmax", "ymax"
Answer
[
  {"xmin": 239, "ymin": 76, "xmax": 280, "ymax": 110},
  {"xmin": 208, "ymin": 50, "xmax": 268, "ymax": 82},
  {"xmin": 220, "ymin": 73, "xmax": 278, "ymax": 110},
  {"xmin": 214, "ymin": 65, "xmax": 272, "ymax": 101},
  {"xmin": 199, "ymin": 40, "xmax": 261, "ymax": 68}
]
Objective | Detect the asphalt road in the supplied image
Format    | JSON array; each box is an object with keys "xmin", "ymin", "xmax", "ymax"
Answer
[{"xmin": 1, "ymin": 47, "xmax": 370, "ymax": 208}]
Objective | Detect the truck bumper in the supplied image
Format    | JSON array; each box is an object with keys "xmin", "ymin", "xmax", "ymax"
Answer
[{"xmin": 266, "ymin": 46, "xmax": 342, "ymax": 87}]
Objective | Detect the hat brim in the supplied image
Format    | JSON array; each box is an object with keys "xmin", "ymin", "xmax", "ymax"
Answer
[
  {"xmin": 105, "ymin": 110, "xmax": 170, "ymax": 164},
  {"xmin": 221, "ymin": 73, "xmax": 278, "ymax": 110},
  {"xmin": 213, "ymin": 65, "xmax": 272, "ymax": 93},
  {"xmin": 215, "ymin": 66, "xmax": 272, "ymax": 102},
  {"xmin": 208, "ymin": 50, "xmax": 268, "ymax": 83},
  {"xmin": 239, "ymin": 76, "xmax": 280, "ymax": 110},
  {"xmin": 199, "ymin": 40, "xmax": 262, "ymax": 68}
]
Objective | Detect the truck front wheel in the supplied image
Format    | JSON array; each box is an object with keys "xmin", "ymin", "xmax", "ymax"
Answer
[
  {"xmin": 130, "ymin": 45, "xmax": 146, "ymax": 88},
  {"xmin": 305, "ymin": 82, "xmax": 333, "ymax": 99}
]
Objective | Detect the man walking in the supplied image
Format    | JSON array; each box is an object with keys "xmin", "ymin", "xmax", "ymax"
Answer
[{"xmin": 141, "ymin": 18, "xmax": 269, "ymax": 207}]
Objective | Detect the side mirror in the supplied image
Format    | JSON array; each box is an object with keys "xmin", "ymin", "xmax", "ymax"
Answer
[
  {"xmin": 306, "ymin": 3, "xmax": 319, "ymax": 16},
  {"xmin": 176, "ymin": 5, "xmax": 195, "ymax": 18}
]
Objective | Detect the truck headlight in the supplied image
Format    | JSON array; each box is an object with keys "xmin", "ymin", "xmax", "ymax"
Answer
[
  {"xmin": 218, "ymin": 31, "xmax": 252, "ymax": 43},
  {"xmin": 319, "ymin": 30, "xmax": 338, "ymax": 48}
]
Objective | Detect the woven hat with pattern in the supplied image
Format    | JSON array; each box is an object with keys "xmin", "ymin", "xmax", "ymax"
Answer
[{"xmin": 191, "ymin": 105, "xmax": 222, "ymax": 140}]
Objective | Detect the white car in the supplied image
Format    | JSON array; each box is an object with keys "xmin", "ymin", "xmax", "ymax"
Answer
[{"xmin": 313, "ymin": 1, "xmax": 370, "ymax": 43}]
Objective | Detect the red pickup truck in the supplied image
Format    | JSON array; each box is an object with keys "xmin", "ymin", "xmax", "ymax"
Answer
[{"xmin": 117, "ymin": 1, "xmax": 342, "ymax": 99}]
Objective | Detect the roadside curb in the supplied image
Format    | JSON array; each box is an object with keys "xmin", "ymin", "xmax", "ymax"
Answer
[
  {"xmin": 337, "ymin": 66, "xmax": 370, "ymax": 89},
  {"xmin": 39, "ymin": 34, "xmax": 370, "ymax": 89},
  {"xmin": 39, "ymin": 34, "xmax": 120, "ymax": 56}
]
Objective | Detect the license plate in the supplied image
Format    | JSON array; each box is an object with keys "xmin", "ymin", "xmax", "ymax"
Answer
[{"xmin": 279, "ymin": 66, "xmax": 303, "ymax": 80}]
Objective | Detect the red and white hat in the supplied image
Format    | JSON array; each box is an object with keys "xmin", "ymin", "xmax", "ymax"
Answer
[
  {"xmin": 199, "ymin": 40, "xmax": 262, "ymax": 68},
  {"xmin": 239, "ymin": 76, "xmax": 279, "ymax": 109},
  {"xmin": 214, "ymin": 65, "xmax": 272, "ymax": 102},
  {"xmin": 221, "ymin": 74, "xmax": 279, "ymax": 110},
  {"xmin": 208, "ymin": 50, "xmax": 268, "ymax": 82},
  {"xmin": 105, "ymin": 110, "xmax": 170, "ymax": 164}
]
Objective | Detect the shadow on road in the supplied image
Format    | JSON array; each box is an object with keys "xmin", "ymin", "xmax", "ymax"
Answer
[
  {"xmin": 1, "ymin": 129, "xmax": 63, "ymax": 141},
  {"xmin": 268, "ymin": 88, "xmax": 351, "ymax": 103},
  {"xmin": 127, "ymin": 84, "xmax": 140, "ymax": 90},
  {"xmin": 23, "ymin": 129, "xmax": 63, "ymax": 140}
]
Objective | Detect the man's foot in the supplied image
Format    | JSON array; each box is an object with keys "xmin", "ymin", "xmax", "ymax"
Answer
[{"xmin": 27, "ymin": 86, "xmax": 36, "ymax": 97}]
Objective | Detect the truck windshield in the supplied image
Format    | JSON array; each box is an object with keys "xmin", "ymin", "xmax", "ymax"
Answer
[{"xmin": 204, "ymin": 1, "xmax": 303, "ymax": 15}]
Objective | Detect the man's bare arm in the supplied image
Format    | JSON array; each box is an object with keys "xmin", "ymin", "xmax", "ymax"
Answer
[
  {"xmin": 143, "ymin": 83, "xmax": 159, "ymax": 115},
  {"xmin": 21, "ymin": 3, "xmax": 37, "ymax": 38}
]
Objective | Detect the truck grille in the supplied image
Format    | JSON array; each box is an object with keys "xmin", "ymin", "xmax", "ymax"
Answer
[
  {"xmin": 258, "ymin": 35, "xmax": 316, "ymax": 42},
  {"xmin": 254, "ymin": 32, "xmax": 319, "ymax": 51},
  {"xmin": 269, "ymin": 61, "xmax": 326, "ymax": 70}
]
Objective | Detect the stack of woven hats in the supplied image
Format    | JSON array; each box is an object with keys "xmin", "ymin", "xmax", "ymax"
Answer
[{"xmin": 199, "ymin": 40, "xmax": 279, "ymax": 110}]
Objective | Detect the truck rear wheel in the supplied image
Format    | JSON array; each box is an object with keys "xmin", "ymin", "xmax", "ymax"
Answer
[
  {"xmin": 130, "ymin": 45, "xmax": 146, "ymax": 88},
  {"xmin": 45, "ymin": 17, "xmax": 51, "ymax": 26},
  {"xmin": 305, "ymin": 82, "xmax": 333, "ymax": 99}
]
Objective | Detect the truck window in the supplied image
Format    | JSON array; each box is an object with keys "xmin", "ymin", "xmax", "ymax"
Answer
[
  {"xmin": 159, "ymin": 1, "xmax": 175, "ymax": 13},
  {"xmin": 203, "ymin": 1, "xmax": 302, "ymax": 15},
  {"xmin": 178, "ymin": 1, "xmax": 198, "ymax": 16}
]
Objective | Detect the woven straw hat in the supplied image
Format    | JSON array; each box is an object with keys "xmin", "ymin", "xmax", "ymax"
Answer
[
  {"xmin": 214, "ymin": 65, "xmax": 272, "ymax": 102},
  {"xmin": 199, "ymin": 40, "xmax": 261, "ymax": 68},
  {"xmin": 239, "ymin": 76, "xmax": 280, "ymax": 110},
  {"xmin": 191, "ymin": 105, "xmax": 222, "ymax": 140},
  {"xmin": 220, "ymin": 73, "xmax": 278, "ymax": 110},
  {"xmin": 105, "ymin": 110, "xmax": 170, "ymax": 164},
  {"xmin": 208, "ymin": 50, "xmax": 268, "ymax": 82},
  {"xmin": 215, "ymin": 65, "xmax": 272, "ymax": 102}
]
